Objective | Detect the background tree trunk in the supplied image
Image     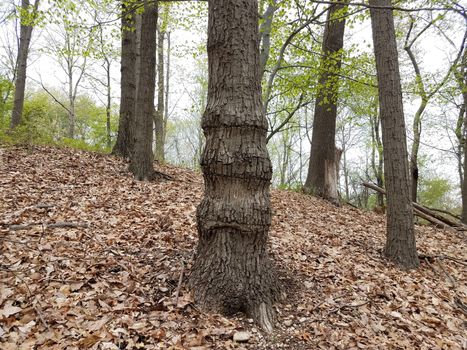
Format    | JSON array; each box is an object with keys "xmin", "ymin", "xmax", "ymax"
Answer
[
  {"xmin": 303, "ymin": 0, "xmax": 347, "ymax": 204},
  {"xmin": 405, "ymin": 33, "xmax": 428, "ymax": 204},
  {"xmin": 190, "ymin": 0, "xmax": 278, "ymax": 332},
  {"xmin": 129, "ymin": 0, "xmax": 157, "ymax": 180},
  {"xmin": 113, "ymin": 2, "xmax": 137, "ymax": 158},
  {"xmin": 459, "ymin": 48, "xmax": 467, "ymax": 223},
  {"xmin": 67, "ymin": 61, "xmax": 75, "ymax": 138},
  {"xmin": 369, "ymin": 104, "xmax": 385, "ymax": 209},
  {"xmin": 369, "ymin": 0, "xmax": 418, "ymax": 269},
  {"xmin": 259, "ymin": 0, "xmax": 278, "ymax": 77},
  {"xmin": 155, "ymin": 25, "xmax": 165, "ymax": 163},
  {"xmin": 164, "ymin": 31, "xmax": 170, "ymax": 156},
  {"xmin": 105, "ymin": 56, "xmax": 111, "ymax": 149},
  {"xmin": 10, "ymin": 0, "xmax": 39, "ymax": 129}
]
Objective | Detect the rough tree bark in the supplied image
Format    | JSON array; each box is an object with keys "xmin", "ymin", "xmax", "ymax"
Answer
[
  {"xmin": 303, "ymin": 0, "xmax": 347, "ymax": 205},
  {"xmin": 10, "ymin": 0, "xmax": 40, "ymax": 129},
  {"xmin": 128, "ymin": 0, "xmax": 157, "ymax": 180},
  {"xmin": 190, "ymin": 0, "xmax": 278, "ymax": 332},
  {"xmin": 369, "ymin": 0, "xmax": 419, "ymax": 269},
  {"xmin": 113, "ymin": 1, "xmax": 137, "ymax": 158}
]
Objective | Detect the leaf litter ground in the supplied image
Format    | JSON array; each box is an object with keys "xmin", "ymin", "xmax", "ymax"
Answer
[{"xmin": 0, "ymin": 145, "xmax": 466, "ymax": 349}]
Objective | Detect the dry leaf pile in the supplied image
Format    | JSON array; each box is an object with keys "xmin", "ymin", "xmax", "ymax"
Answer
[{"xmin": 1, "ymin": 145, "xmax": 466, "ymax": 349}]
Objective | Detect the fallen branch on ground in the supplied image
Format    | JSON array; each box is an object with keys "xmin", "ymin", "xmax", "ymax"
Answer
[
  {"xmin": 418, "ymin": 253, "xmax": 467, "ymax": 267},
  {"xmin": 175, "ymin": 260, "xmax": 185, "ymax": 307},
  {"xmin": 423, "ymin": 206, "xmax": 461, "ymax": 221},
  {"xmin": 9, "ymin": 221, "xmax": 90, "ymax": 231},
  {"xmin": 5, "ymin": 203, "xmax": 56, "ymax": 221},
  {"xmin": 362, "ymin": 182, "xmax": 467, "ymax": 230}
]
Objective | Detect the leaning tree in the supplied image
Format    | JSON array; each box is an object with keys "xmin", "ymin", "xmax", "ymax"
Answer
[{"xmin": 190, "ymin": 0, "xmax": 278, "ymax": 331}]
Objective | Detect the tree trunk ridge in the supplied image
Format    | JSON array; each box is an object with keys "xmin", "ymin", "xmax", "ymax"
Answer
[{"xmin": 190, "ymin": 0, "xmax": 278, "ymax": 332}]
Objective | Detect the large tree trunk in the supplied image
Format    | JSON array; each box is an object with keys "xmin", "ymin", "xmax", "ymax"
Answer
[
  {"xmin": 155, "ymin": 25, "xmax": 165, "ymax": 163},
  {"xmin": 113, "ymin": 2, "xmax": 137, "ymax": 158},
  {"xmin": 190, "ymin": 0, "xmax": 278, "ymax": 332},
  {"xmin": 10, "ymin": 0, "xmax": 39, "ymax": 129},
  {"xmin": 128, "ymin": 0, "xmax": 157, "ymax": 180},
  {"xmin": 369, "ymin": 0, "xmax": 418, "ymax": 270},
  {"xmin": 303, "ymin": 0, "xmax": 347, "ymax": 205}
]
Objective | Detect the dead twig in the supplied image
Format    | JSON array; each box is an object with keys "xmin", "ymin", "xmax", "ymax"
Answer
[
  {"xmin": 8, "ymin": 269, "xmax": 50, "ymax": 331},
  {"xmin": 0, "ymin": 237, "xmax": 35, "ymax": 250},
  {"xmin": 328, "ymin": 299, "xmax": 370, "ymax": 315},
  {"xmin": 9, "ymin": 221, "xmax": 90, "ymax": 231},
  {"xmin": 419, "ymin": 253, "xmax": 467, "ymax": 267},
  {"xmin": 437, "ymin": 260, "xmax": 457, "ymax": 288},
  {"xmin": 4, "ymin": 203, "xmax": 56, "ymax": 221},
  {"xmin": 454, "ymin": 298, "xmax": 467, "ymax": 316},
  {"xmin": 439, "ymin": 255, "xmax": 467, "ymax": 267},
  {"xmin": 422, "ymin": 256, "xmax": 441, "ymax": 278},
  {"xmin": 175, "ymin": 260, "xmax": 185, "ymax": 307}
]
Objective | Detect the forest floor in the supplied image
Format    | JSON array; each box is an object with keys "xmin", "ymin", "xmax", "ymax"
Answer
[{"xmin": 1, "ymin": 145, "xmax": 466, "ymax": 350}]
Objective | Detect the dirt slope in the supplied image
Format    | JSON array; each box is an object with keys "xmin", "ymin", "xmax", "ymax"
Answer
[{"xmin": 1, "ymin": 145, "xmax": 466, "ymax": 349}]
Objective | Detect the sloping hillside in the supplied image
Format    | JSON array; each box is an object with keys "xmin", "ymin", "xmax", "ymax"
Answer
[{"xmin": 1, "ymin": 146, "xmax": 466, "ymax": 349}]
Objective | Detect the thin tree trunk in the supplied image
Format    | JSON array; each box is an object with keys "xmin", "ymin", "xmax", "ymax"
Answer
[
  {"xmin": 455, "ymin": 105, "xmax": 464, "ymax": 191},
  {"xmin": 67, "ymin": 63, "xmax": 75, "ymax": 138},
  {"xmin": 190, "ymin": 0, "xmax": 278, "ymax": 332},
  {"xmin": 405, "ymin": 46, "xmax": 428, "ymax": 203},
  {"xmin": 460, "ymin": 48, "xmax": 467, "ymax": 223},
  {"xmin": 155, "ymin": 26, "xmax": 165, "ymax": 162},
  {"xmin": 369, "ymin": 105, "xmax": 384, "ymax": 209},
  {"xmin": 303, "ymin": 0, "xmax": 348, "ymax": 205},
  {"xmin": 164, "ymin": 31, "xmax": 170, "ymax": 149},
  {"xmin": 113, "ymin": 2, "xmax": 137, "ymax": 157},
  {"xmin": 129, "ymin": 0, "xmax": 157, "ymax": 180},
  {"xmin": 259, "ymin": 0, "xmax": 278, "ymax": 77},
  {"xmin": 343, "ymin": 147, "xmax": 349, "ymax": 200},
  {"xmin": 105, "ymin": 57, "xmax": 111, "ymax": 149},
  {"xmin": 403, "ymin": 17, "xmax": 465, "ymax": 202},
  {"xmin": 369, "ymin": 0, "xmax": 418, "ymax": 270},
  {"xmin": 375, "ymin": 109, "xmax": 385, "ymax": 208},
  {"xmin": 10, "ymin": 0, "xmax": 39, "ymax": 129}
]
